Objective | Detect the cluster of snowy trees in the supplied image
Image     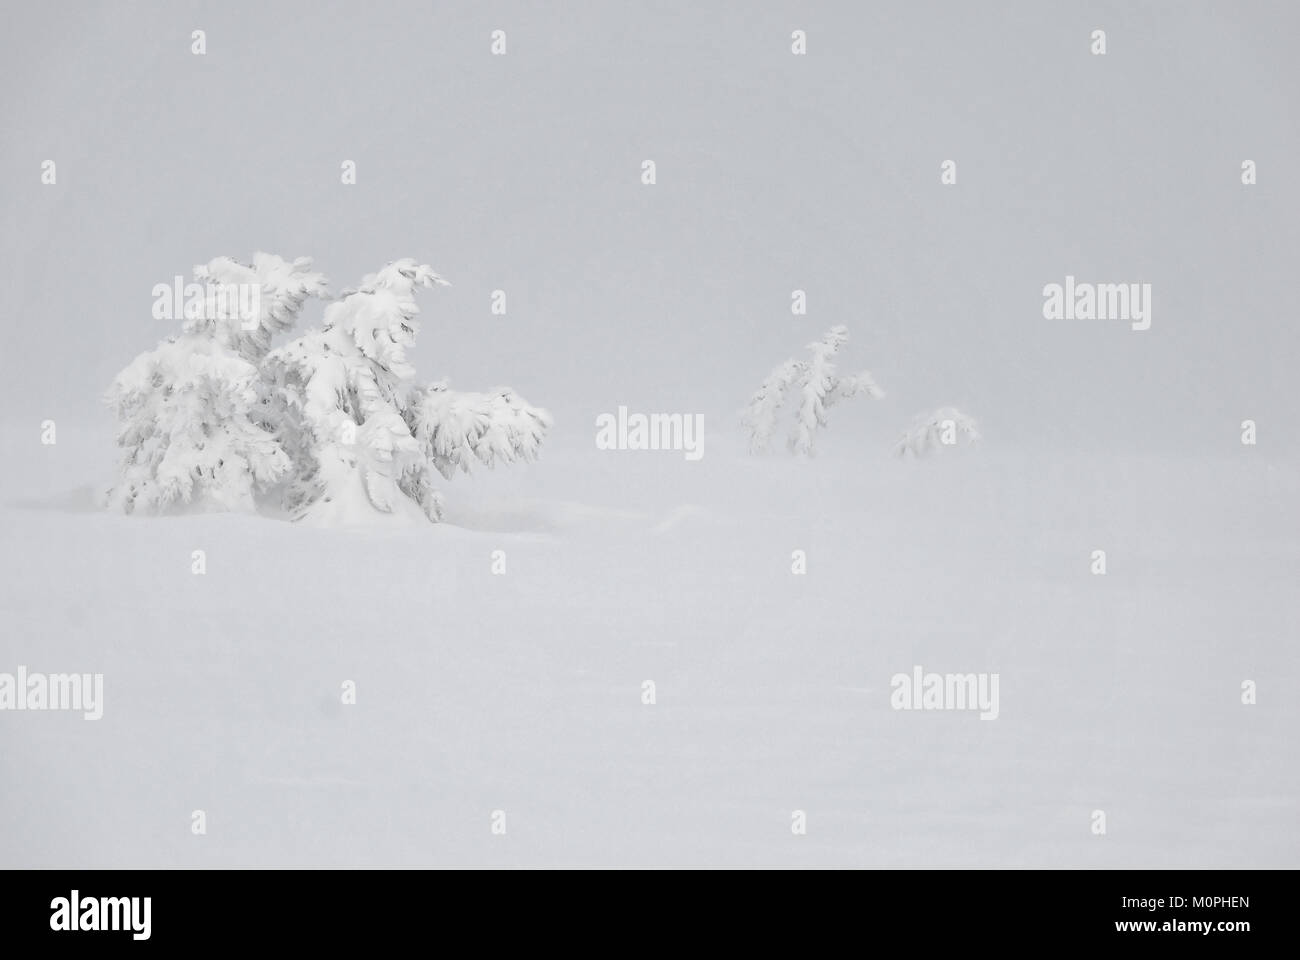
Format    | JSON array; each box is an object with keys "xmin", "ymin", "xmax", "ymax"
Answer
[
  {"xmin": 106, "ymin": 254, "xmax": 550, "ymax": 522},
  {"xmin": 108, "ymin": 259, "xmax": 980, "ymax": 526},
  {"xmin": 742, "ymin": 327, "xmax": 979, "ymax": 459}
]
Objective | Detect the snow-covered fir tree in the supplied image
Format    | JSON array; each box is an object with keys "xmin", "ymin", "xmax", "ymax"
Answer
[
  {"xmin": 262, "ymin": 259, "xmax": 550, "ymax": 524},
  {"xmin": 108, "ymin": 253, "xmax": 549, "ymax": 523},
  {"xmin": 742, "ymin": 325, "xmax": 883, "ymax": 456},
  {"xmin": 105, "ymin": 253, "xmax": 327, "ymax": 514},
  {"xmin": 894, "ymin": 406, "xmax": 981, "ymax": 458}
]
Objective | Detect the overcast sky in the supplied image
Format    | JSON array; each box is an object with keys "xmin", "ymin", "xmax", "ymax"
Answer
[{"xmin": 3, "ymin": 0, "xmax": 1297, "ymax": 457}]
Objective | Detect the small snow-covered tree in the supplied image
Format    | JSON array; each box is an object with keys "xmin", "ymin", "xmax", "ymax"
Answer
[
  {"xmin": 894, "ymin": 406, "xmax": 981, "ymax": 458},
  {"xmin": 263, "ymin": 259, "xmax": 550, "ymax": 524},
  {"xmin": 742, "ymin": 325, "xmax": 883, "ymax": 456},
  {"xmin": 105, "ymin": 253, "xmax": 327, "ymax": 514}
]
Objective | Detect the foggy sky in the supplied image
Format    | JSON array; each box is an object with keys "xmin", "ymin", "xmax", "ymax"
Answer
[{"xmin": 2, "ymin": 0, "xmax": 1296, "ymax": 457}]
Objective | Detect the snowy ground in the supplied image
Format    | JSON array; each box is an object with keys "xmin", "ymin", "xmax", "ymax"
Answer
[{"xmin": 1, "ymin": 424, "xmax": 1296, "ymax": 867}]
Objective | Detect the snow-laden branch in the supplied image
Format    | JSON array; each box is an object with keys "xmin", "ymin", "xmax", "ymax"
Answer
[
  {"xmin": 408, "ymin": 383, "xmax": 552, "ymax": 480},
  {"xmin": 190, "ymin": 252, "xmax": 328, "ymax": 361},
  {"xmin": 741, "ymin": 359, "xmax": 805, "ymax": 454}
]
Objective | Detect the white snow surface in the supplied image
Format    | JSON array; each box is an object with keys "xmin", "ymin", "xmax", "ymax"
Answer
[{"xmin": 1, "ymin": 424, "xmax": 1296, "ymax": 867}]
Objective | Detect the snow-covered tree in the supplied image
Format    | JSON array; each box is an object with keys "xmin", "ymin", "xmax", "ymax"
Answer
[
  {"xmin": 105, "ymin": 253, "xmax": 327, "ymax": 514},
  {"xmin": 108, "ymin": 253, "xmax": 549, "ymax": 524},
  {"xmin": 742, "ymin": 325, "xmax": 883, "ymax": 456},
  {"xmin": 263, "ymin": 259, "xmax": 550, "ymax": 524},
  {"xmin": 894, "ymin": 406, "xmax": 981, "ymax": 459}
]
